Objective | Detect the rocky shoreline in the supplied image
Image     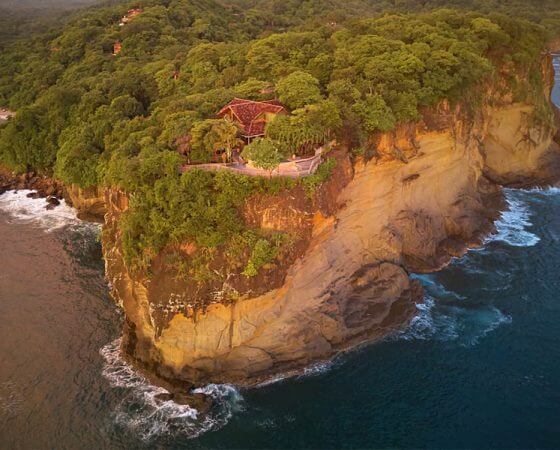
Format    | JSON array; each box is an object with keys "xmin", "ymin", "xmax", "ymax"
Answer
[
  {"xmin": 102, "ymin": 93, "xmax": 560, "ymax": 389},
  {"xmin": 2, "ymin": 97, "xmax": 559, "ymax": 394},
  {"xmin": 0, "ymin": 166, "xmax": 212, "ymax": 409},
  {"xmin": 2, "ymin": 84, "xmax": 560, "ymax": 404},
  {"xmin": 0, "ymin": 168, "xmax": 65, "ymax": 209},
  {"xmin": 0, "ymin": 167, "xmax": 106, "ymax": 222}
]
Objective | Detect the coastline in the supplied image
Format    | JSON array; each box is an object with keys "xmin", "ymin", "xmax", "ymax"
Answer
[
  {"xmin": 3, "ymin": 99, "xmax": 559, "ymax": 392},
  {"xmin": 106, "ymin": 98, "xmax": 560, "ymax": 388},
  {"xmin": 0, "ymin": 154, "xmax": 511, "ymax": 393},
  {"xmin": 2, "ymin": 55, "xmax": 560, "ymax": 394}
]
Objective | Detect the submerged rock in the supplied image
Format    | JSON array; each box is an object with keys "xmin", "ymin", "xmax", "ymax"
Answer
[
  {"xmin": 149, "ymin": 386, "xmax": 213, "ymax": 413},
  {"xmin": 47, "ymin": 196, "xmax": 60, "ymax": 206}
]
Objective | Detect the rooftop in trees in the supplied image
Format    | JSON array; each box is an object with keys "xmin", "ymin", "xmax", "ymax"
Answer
[{"xmin": 217, "ymin": 98, "xmax": 287, "ymax": 139}]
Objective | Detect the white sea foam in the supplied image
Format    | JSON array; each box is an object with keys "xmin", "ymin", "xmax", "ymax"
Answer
[
  {"xmin": 396, "ymin": 189, "xmax": 540, "ymax": 345},
  {"xmin": 520, "ymin": 186, "xmax": 560, "ymax": 197},
  {"xmin": 255, "ymin": 374, "xmax": 288, "ymax": 388},
  {"xmin": 100, "ymin": 339, "xmax": 243, "ymax": 441},
  {"xmin": 0, "ymin": 190, "xmax": 82, "ymax": 231},
  {"xmin": 301, "ymin": 360, "xmax": 334, "ymax": 376},
  {"xmin": 395, "ymin": 296, "xmax": 458, "ymax": 342},
  {"xmin": 255, "ymin": 359, "xmax": 336, "ymax": 389},
  {"xmin": 486, "ymin": 191, "xmax": 540, "ymax": 247},
  {"xmin": 395, "ymin": 289, "xmax": 512, "ymax": 346}
]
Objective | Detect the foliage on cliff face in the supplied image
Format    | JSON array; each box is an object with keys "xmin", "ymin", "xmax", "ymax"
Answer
[
  {"xmin": 118, "ymin": 166, "xmax": 297, "ymax": 276},
  {"xmin": 0, "ymin": 0, "xmax": 556, "ymax": 275}
]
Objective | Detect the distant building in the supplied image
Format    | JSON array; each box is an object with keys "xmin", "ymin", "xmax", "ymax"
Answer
[
  {"xmin": 119, "ymin": 8, "xmax": 143, "ymax": 26},
  {"xmin": 217, "ymin": 98, "xmax": 287, "ymax": 142},
  {"xmin": 113, "ymin": 41, "xmax": 122, "ymax": 55}
]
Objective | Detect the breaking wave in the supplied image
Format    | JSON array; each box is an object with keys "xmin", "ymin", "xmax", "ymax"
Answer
[
  {"xmin": 525, "ymin": 186, "xmax": 560, "ymax": 196},
  {"xmin": 486, "ymin": 190, "xmax": 540, "ymax": 247},
  {"xmin": 395, "ymin": 189, "xmax": 542, "ymax": 346},
  {"xmin": 255, "ymin": 359, "xmax": 336, "ymax": 389},
  {"xmin": 0, "ymin": 190, "xmax": 84, "ymax": 232},
  {"xmin": 302, "ymin": 360, "xmax": 334, "ymax": 377},
  {"xmin": 100, "ymin": 339, "xmax": 243, "ymax": 441},
  {"xmin": 396, "ymin": 273, "xmax": 511, "ymax": 346},
  {"xmin": 395, "ymin": 295, "xmax": 512, "ymax": 346}
]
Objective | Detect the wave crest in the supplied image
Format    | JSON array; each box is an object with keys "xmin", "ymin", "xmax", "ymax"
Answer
[
  {"xmin": 100, "ymin": 339, "xmax": 243, "ymax": 441},
  {"xmin": 396, "ymin": 295, "xmax": 511, "ymax": 346},
  {"xmin": 486, "ymin": 190, "xmax": 540, "ymax": 247},
  {"xmin": 0, "ymin": 190, "xmax": 83, "ymax": 231}
]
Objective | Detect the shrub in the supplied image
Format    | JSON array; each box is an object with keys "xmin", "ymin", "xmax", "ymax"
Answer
[{"xmin": 241, "ymin": 138, "xmax": 284, "ymax": 171}]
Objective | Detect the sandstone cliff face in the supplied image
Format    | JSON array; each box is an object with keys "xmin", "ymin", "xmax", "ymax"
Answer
[
  {"xmin": 482, "ymin": 103, "xmax": 560, "ymax": 186},
  {"xmin": 64, "ymin": 184, "xmax": 106, "ymax": 221},
  {"xmin": 102, "ymin": 71, "xmax": 560, "ymax": 387},
  {"xmin": 481, "ymin": 56, "xmax": 560, "ymax": 187}
]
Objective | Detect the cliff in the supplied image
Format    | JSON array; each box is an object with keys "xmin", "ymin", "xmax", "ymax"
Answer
[
  {"xmin": 0, "ymin": 164, "xmax": 106, "ymax": 219},
  {"xmin": 482, "ymin": 103, "xmax": 560, "ymax": 186},
  {"xmin": 101, "ymin": 64, "xmax": 560, "ymax": 388},
  {"xmin": 64, "ymin": 184, "xmax": 105, "ymax": 222}
]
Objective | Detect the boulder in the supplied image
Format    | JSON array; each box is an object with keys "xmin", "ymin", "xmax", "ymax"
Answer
[{"xmin": 47, "ymin": 196, "xmax": 60, "ymax": 206}]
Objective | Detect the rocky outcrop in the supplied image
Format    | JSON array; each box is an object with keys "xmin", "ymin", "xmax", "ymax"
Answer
[
  {"xmin": 64, "ymin": 184, "xmax": 106, "ymax": 222},
  {"xmin": 102, "ymin": 63, "xmax": 560, "ymax": 388},
  {"xmin": 482, "ymin": 103, "xmax": 560, "ymax": 187},
  {"xmin": 479, "ymin": 55, "xmax": 560, "ymax": 187},
  {"xmin": 0, "ymin": 166, "xmax": 106, "ymax": 219},
  {"xmin": 0, "ymin": 167, "xmax": 65, "ymax": 199}
]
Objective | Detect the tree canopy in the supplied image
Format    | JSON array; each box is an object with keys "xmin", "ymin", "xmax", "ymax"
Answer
[
  {"xmin": 0, "ymin": 0, "xmax": 557, "ymax": 278},
  {"xmin": 241, "ymin": 137, "xmax": 284, "ymax": 170}
]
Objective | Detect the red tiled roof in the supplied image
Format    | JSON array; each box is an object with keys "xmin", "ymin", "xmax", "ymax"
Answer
[
  {"xmin": 217, "ymin": 98, "xmax": 287, "ymax": 137},
  {"xmin": 225, "ymin": 98, "xmax": 249, "ymax": 107},
  {"xmin": 245, "ymin": 121, "xmax": 266, "ymax": 137},
  {"xmin": 127, "ymin": 8, "xmax": 143, "ymax": 17}
]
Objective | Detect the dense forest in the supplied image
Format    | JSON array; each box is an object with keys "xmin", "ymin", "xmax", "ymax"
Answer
[
  {"xmin": 0, "ymin": 0, "xmax": 103, "ymax": 49},
  {"xmin": 1, "ymin": 0, "xmax": 559, "ymax": 280}
]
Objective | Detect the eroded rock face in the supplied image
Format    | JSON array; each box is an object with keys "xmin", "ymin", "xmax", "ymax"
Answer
[
  {"xmin": 64, "ymin": 184, "xmax": 106, "ymax": 221},
  {"xmin": 101, "ymin": 52, "xmax": 560, "ymax": 386},
  {"xmin": 482, "ymin": 103, "xmax": 560, "ymax": 187},
  {"xmin": 101, "ymin": 97, "xmax": 560, "ymax": 386}
]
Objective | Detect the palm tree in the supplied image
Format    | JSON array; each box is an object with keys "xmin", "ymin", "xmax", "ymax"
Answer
[{"xmin": 211, "ymin": 119, "xmax": 242, "ymax": 163}]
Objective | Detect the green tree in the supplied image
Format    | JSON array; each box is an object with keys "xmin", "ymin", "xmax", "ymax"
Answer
[
  {"xmin": 189, "ymin": 119, "xmax": 241, "ymax": 163},
  {"xmin": 157, "ymin": 110, "xmax": 200, "ymax": 152},
  {"xmin": 327, "ymin": 79, "xmax": 361, "ymax": 105},
  {"xmin": 233, "ymin": 78, "xmax": 273, "ymax": 100},
  {"xmin": 353, "ymin": 94, "xmax": 396, "ymax": 134},
  {"xmin": 55, "ymin": 125, "xmax": 101, "ymax": 188},
  {"xmin": 241, "ymin": 138, "xmax": 284, "ymax": 171},
  {"xmin": 276, "ymin": 71, "xmax": 322, "ymax": 110},
  {"xmin": 266, "ymin": 100, "xmax": 341, "ymax": 155}
]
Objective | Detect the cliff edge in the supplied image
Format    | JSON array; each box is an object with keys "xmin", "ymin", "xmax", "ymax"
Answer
[{"xmin": 102, "ymin": 63, "xmax": 560, "ymax": 388}]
